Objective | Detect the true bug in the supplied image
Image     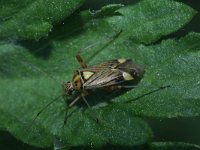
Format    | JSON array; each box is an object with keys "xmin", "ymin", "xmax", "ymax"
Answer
[
  {"xmin": 33, "ymin": 30, "xmax": 145, "ymax": 122},
  {"xmin": 63, "ymin": 53, "xmax": 144, "ymax": 107}
]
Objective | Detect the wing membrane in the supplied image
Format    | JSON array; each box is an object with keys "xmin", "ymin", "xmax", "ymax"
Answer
[
  {"xmin": 77, "ymin": 59, "xmax": 144, "ymax": 89},
  {"xmin": 82, "ymin": 68, "xmax": 124, "ymax": 89}
]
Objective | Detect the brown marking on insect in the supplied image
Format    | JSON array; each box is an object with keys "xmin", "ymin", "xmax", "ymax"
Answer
[
  {"xmin": 76, "ymin": 53, "xmax": 87, "ymax": 68},
  {"xmin": 63, "ymin": 54, "xmax": 144, "ymax": 107},
  {"xmin": 72, "ymin": 72, "xmax": 82, "ymax": 90}
]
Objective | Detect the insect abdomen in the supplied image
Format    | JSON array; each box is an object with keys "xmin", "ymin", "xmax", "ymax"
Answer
[{"xmin": 117, "ymin": 59, "xmax": 144, "ymax": 79}]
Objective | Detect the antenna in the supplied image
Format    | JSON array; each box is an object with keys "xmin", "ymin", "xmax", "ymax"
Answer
[
  {"xmin": 21, "ymin": 61, "xmax": 62, "ymax": 85},
  {"xmin": 25, "ymin": 95, "xmax": 64, "ymax": 139},
  {"xmin": 78, "ymin": 29, "xmax": 123, "ymax": 55},
  {"xmin": 124, "ymin": 85, "xmax": 171, "ymax": 103},
  {"xmin": 32, "ymin": 95, "xmax": 63, "ymax": 123}
]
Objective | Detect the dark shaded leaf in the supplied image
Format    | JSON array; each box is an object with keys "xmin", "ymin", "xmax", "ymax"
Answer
[
  {"xmin": 148, "ymin": 142, "xmax": 200, "ymax": 150},
  {"xmin": 0, "ymin": 0, "xmax": 85, "ymax": 40}
]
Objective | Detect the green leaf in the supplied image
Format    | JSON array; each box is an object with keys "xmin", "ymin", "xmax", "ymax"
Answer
[
  {"xmin": 77, "ymin": 0, "xmax": 196, "ymax": 44},
  {"xmin": 148, "ymin": 142, "xmax": 200, "ymax": 150},
  {"xmin": 108, "ymin": 0, "xmax": 197, "ymax": 44},
  {"xmin": 0, "ymin": 0, "xmax": 198, "ymax": 148},
  {"xmin": 63, "ymin": 107, "xmax": 152, "ymax": 147},
  {"xmin": 0, "ymin": 0, "xmax": 85, "ymax": 40},
  {"xmin": 114, "ymin": 32, "xmax": 200, "ymax": 118},
  {"xmin": 89, "ymin": 4, "xmax": 124, "ymax": 18},
  {"xmin": 0, "ymin": 0, "xmax": 33, "ymax": 19}
]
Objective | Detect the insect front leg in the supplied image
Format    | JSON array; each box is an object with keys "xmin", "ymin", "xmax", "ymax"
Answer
[
  {"xmin": 63, "ymin": 91, "xmax": 96, "ymax": 125},
  {"xmin": 63, "ymin": 93, "xmax": 85, "ymax": 127},
  {"xmin": 68, "ymin": 91, "xmax": 89, "ymax": 107},
  {"xmin": 64, "ymin": 91, "xmax": 99, "ymax": 125}
]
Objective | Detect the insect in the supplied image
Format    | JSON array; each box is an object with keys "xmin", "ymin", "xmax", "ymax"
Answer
[
  {"xmin": 63, "ymin": 53, "xmax": 144, "ymax": 108},
  {"xmin": 32, "ymin": 30, "xmax": 145, "ymax": 122}
]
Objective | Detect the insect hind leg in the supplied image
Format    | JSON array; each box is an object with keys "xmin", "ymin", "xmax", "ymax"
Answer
[
  {"xmin": 76, "ymin": 53, "xmax": 87, "ymax": 68},
  {"xmin": 75, "ymin": 30, "xmax": 123, "ymax": 69}
]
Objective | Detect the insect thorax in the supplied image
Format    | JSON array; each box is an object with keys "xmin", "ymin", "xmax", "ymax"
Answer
[{"xmin": 72, "ymin": 71, "xmax": 82, "ymax": 90}]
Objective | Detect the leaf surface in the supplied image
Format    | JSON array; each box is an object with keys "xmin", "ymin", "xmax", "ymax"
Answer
[
  {"xmin": 0, "ymin": 0, "xmax": 85, "ymax": 40},
  {"xmin": 148, "ymin": 142, "xmax": 200, "ymax": 150},
  {"xmin": 0, "ymin": 0, "xmax": 198, "ymax": 148}
]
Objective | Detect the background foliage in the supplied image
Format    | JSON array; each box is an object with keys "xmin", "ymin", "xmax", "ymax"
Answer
[{"xmin": 0, "ymin": 0, "xmax": 200, "ymax": 149}]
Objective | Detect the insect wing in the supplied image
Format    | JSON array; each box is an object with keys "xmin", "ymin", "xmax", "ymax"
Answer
[
  {"xmin": 81, "ymin": 68, "xmax": 123, "ymax": 89},
  {"xmin": 90, "ymin": 59, "xmax": 121, "ymax": 69},
  {"xmin": 79, "ymin": 59, "xmax": 144, "ymax": 89}
]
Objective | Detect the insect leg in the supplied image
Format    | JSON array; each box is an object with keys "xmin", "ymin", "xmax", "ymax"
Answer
[
  {"xmin": 68, "ymin": 93, "xmax": 100, "ymax": 123},
  {"xmin": 69, "ymin": 94, "xmax": 82, "ymax": 107},
  {"xmin": 107, "ymin": 84, "xmax": 170, "ymax": 90},
  {"xmin": 63, "ymin": 95, "xmax": 82, "ymax": 127},
  {"xmin": 76, "ymin": 53, "xmax": 88, "ymax": 68},
  {"xmin": 64, "ymin": 92, "xmax": 98, "ymax": 124},
  {"xmin": 75, "ymin": 30, "xmax": 123, "ymax": 68},
  {"xmin": 75, "ymin": 39, "xmax": 110, "ymax": 68},
  {"xmin": 68, "ymin": 91, "xmax": 90, "ymax": 107},
  {"xmin": 81, "ymin": 92, "xmax": 101, "ymax": 123},
  {"xmin": 81, "ymin": 92, "xmax": 91, "ymax": 108}
]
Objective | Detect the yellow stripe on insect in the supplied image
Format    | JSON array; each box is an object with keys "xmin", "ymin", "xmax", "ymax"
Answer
[
  {"xmin": 83, "ymin": 71, "xmax": 94, "ymax": 80},
  {"xmin": 122, "ymin": 72, "xmax": 134, "ymax": 80},
  {"xmin": 117, "ymin": 58, "xmax": 126, "ymax": 64}
]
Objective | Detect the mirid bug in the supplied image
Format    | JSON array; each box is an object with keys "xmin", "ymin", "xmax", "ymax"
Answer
[
  {"xmin": 63, "ymin": 53, "xmax": 144, "ymax": 107},
  {"xmin": 32, "ymin": 30, "xmax": 145, "ymax": 123},
  {"xmin": 29, "ymin": 54, "xmax": 145, "ymax": 148}
]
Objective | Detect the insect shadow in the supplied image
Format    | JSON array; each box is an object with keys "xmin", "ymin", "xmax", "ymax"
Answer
[{"xmin": 73, "ymin": 77, "xmax": 144, "ymax": 109}]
